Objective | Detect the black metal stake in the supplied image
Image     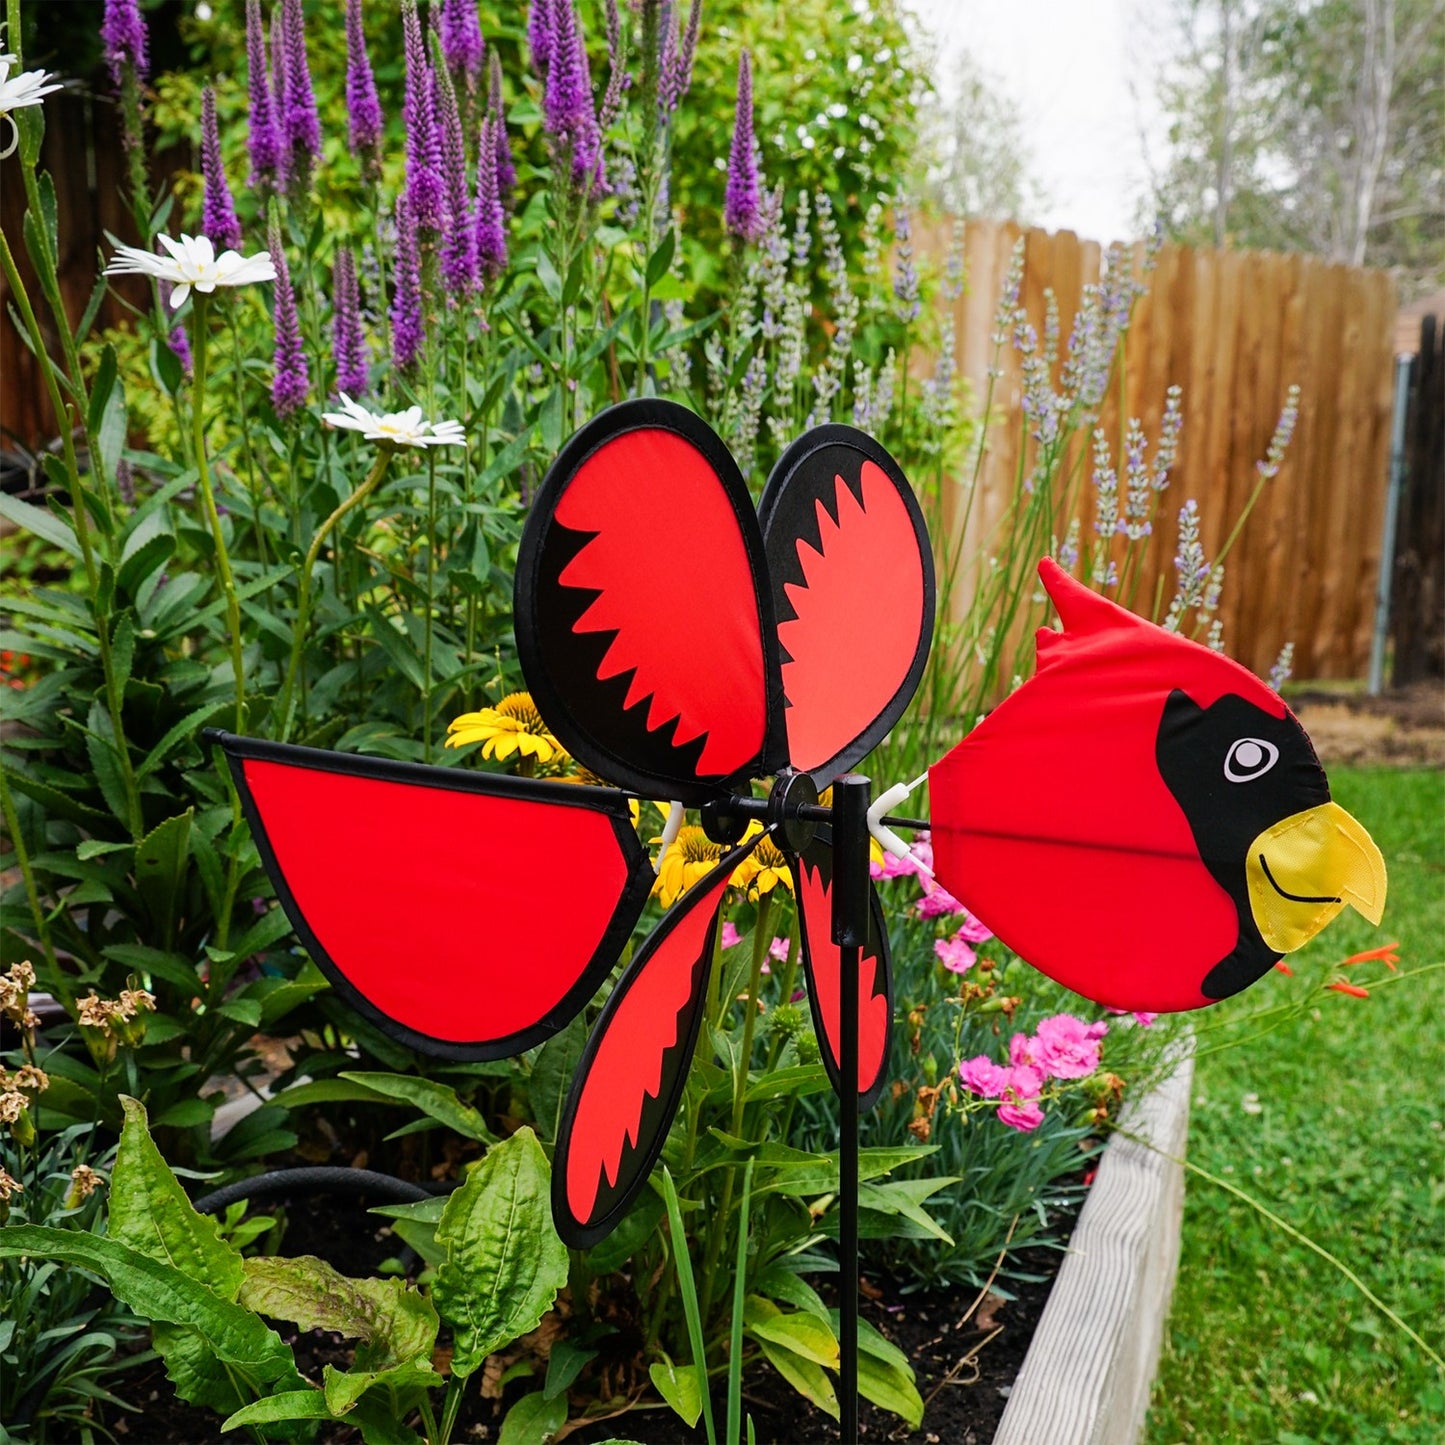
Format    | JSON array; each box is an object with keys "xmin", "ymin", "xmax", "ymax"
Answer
[{"xmin": 831, "ymin": 775, "xmax": 871, "ymax": 1444}]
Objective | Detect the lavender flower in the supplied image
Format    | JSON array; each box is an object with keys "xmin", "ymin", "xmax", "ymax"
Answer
[
  {"xmin": 893, "ymin": 203, "xmax": 920, "ymax": 323},
  {"xmin": 1267, "ymin": 642, "xmax": 1295, "ymax": 692},
  {"xmin": 436, "ymin": 64, "xmax": 478, "ymax": 294},
  {"xmin": 279, "ymin": 0, "xmax": 321, "ymax": 181},
  {"xmin": 529, "ymin": 0, "xmax": 556, "ymax": 79},
  {"xmin": 724, "ymin": 51, "xmax": 762, "ymax": 244},
  {"xmin": 245, "ymin": 0, "xmax": 284, "ymax": 189},
  {"xmin": 1164, "ymin": 499, "xmax": 1209, "ymax": 630},
  {"xmin": 101, "ymin": 0, "xmax": 148, "ymax": 89},
  {"xmin": 943, "ymin": 218, "xmax": 966, "ymax": 301},
  {"xmin": 1154, "ymin": 385, "xmax": 1184, "ymax": 489},
  {"xmin": 1091, "ymin": 428, "xmax": 1120, "ymax": 542},
  {"xmin": 1257, "ymin": 384, "xmax": 1301, "ymax": 480},
  {"xmin": 599, "ymin": 0, "xmax": 627, "ymax": 130},
  {"xmin": 390, "ymin": 195, "xmax": 425, "ymax": 372},
  {"xmin": 269, "ymin": 229, "xmax": 309, "ymax": 419},
  {"xmin": 1057, "ymin": 516, "xmax": 1081, "ymax": 573},
  {"xmin": 345, "ymin": 0, "xmax": 383, "ymax": 159},
  {"xmin": 474, "ymin": 114, "xmax": 507, "ymax": 277},
  {"xmin": 440, "ymin": 0, "xmax": 485, "ymax": 89},
  {"xmin": 402, "ymin": 1, "xmax": 444, "ymax": 229},
  {"xmin": 544, "ymin": 0, "xmax": 603, "ymax": 188},
  {"xmin": 1120, "ymin": 419, "xmax": 1152, "ymax": 540},
  {"xmin": 200, "ymin": 86, "xmax": 242, "ymax": 255},
  {"xmin": 332, "ymin": 245, "xmax": 368, "ymax": 397},
  {"xmin": 269, "ymin": 3, "xmax": 290, "ymax": 189},
  {"xmin": 488, "ymin": 52, "xmax": 516, "ymax": 202},
  {"xmin": 660, "ymin": 0, "xmax": 702, "ymax": 113}
]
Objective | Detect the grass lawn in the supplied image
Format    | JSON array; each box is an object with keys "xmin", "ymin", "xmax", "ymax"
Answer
[{"xmin": 1147, "ymin": 767, "xmax": 1444, "ymax": 1445}]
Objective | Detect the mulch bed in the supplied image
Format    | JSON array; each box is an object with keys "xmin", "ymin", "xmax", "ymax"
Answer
[{"xmin": 92, "ymin": 1178, "xmax": 1079, "ymax": 1445}]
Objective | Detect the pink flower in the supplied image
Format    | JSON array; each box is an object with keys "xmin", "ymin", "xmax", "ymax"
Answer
[
  {"xmin": 997, "ymin": 1063, "xmax": 1045, "ymax": 1131},
  {"xmin": 1008, "ymin": 1032, "xmax": 1042, "ymax": 1069},
  {"xmin": 958, "ymin": 1055, "xmax": 1008, "ymax": 1098},
  {"xmin": 916, "ymin": 878, "xmax": 966, "ymax": 919},
  {"xmin": 955, "ymin": 912, "xmax": 993, "ymax": 944},
  {"xmin": 1133, "ymin": 1012, "xmax": 1157, "ymax": 1028},
  {"xmin": 769, "ymin": 936, "xmax": 790, "ymax": 963},
  {"xmin": 934, "ymin": 932, "xmax": 976, "ymax": 974},
  {"xmin": 720, "ymin": 921, "xmax": 743, "ymax": 949},
  {"xmin": 871, "ymin": 849, "xmax": 920, "ymax": 880},
  {"xmin": 1033, "ymin": 1014, "xmax": 1105, "ymax": 1080}
]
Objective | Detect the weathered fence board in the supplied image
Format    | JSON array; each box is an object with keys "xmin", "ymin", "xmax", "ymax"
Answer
[{"xmin": 920, "ymin": 222, "xmax": 1398, "ymax": 681}]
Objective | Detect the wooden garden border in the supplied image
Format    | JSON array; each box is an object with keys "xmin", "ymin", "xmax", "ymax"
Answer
[{"xmin": 992, "ymin": 1046, "xmax": 1195, "ymax": 1445}]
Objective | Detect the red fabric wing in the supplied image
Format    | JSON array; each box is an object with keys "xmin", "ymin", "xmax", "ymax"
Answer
[
  {"xmin": 761, "ymin": 428, "xmax": 934, "ymax": 785},
  {"xmin": 517, "ymin": 401, "xmax": 781, "ymax": 802},
  {"xmin": 554, "ymin": 839, "xmax": 758, "ymax": 1246},
  {"xmin": 225, "ymin": 739, "xmax": 651, "ymax": 1058},
  {"xmin": 790, "ymin": 833, "xmax": 892, "ymax": 1106},
  {"xmin": 929, "ymin": 560, "xmax": 1285, "ymax": 1013}
]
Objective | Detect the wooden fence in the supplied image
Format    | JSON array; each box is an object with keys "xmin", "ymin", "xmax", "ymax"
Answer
[{"xmin": 920, "ymin": 220, "xmax": 1399, "ymax": 681}]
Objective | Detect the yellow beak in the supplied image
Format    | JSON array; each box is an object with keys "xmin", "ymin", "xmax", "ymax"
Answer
[{"xmin": 1246, "ymin": 801, "xmax": 1388, "ymax": 954}]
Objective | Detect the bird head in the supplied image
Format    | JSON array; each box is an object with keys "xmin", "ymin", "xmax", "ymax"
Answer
[{"xmin": 929, "ymin": 560, "xmax": 1386, "ymax": 1013}]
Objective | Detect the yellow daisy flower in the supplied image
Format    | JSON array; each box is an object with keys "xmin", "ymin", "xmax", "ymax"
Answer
[
  {"xmin": 560, "ymin": 761, "xmax": 641, "ymax": 825},
  {"xmin": 654, "ymin": 826, "xmax": 728, "ymax": 906},
  {"xmin": 446, "ymin": 692, "xmax": 562, "ymax": 763},
  {"xmin": 730, "ymin": 824, "xmax": 795, "ymax": 897}
]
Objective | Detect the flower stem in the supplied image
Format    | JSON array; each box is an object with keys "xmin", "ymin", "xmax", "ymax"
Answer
[{"xmin": 277, "ymin": 449, "xmax": 393, "ymax": 741}]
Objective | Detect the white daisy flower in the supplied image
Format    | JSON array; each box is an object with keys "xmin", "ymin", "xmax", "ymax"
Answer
[
  {"xmin": 321, "ymin": 394, "xmax": 467, "ymax": 449},
  {"xmin": 0, "ymin": 53, "xmax": 64, "ymax": 157},
  {"xmin": 103, "ymin": 233, "xmax": 277, "ymax": 309}
]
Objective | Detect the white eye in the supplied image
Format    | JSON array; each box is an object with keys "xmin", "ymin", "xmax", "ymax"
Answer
[{"xmin": 1224, "ymin": 737, "xmax": 1279, "ymax": 782}]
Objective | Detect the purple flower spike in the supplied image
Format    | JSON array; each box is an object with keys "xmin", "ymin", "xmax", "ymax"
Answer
[
  {"xmin": 345, "ymin": 0, "xmax": 383, "ymax": 158},
  {"xmin": 489, "ymin": 51, "xmax": 516, "ymax": 202},
  {"xmin": 280, "ymin": 0, "xmax": 321, "ymax": 173},
  {"xmin": 269, "ymin": 3, "xmax": 291, "ymax": 190},
  {"xmin": 724, "ymin": 51, "xmax": 762, "ymax": 243},
  {"xmin": 245, "ymin": 0, "xmax": 283, "ymax": 189},
  {"xmin": 269, "ymin": 229, "xmax": 310, "ymax": 419},
  {"xmin": 101, "ymin": 0, "xmax": 149, "ymax": 89},
  {"xmin": 437, "ymin": 66, "xmax": 478, "ymax": 294},
  {"xmin": 529, "ymin": 0, "xmax": 556, "ymax": 80},
  {"xmin": 200, "ymin": 86, "xmax": 243, "ymax": 255},
  {"xmin": 161, "ymin": 283, "xmax": 193, "ymax": 378},
  {"xmin": 332, "ymin": 246, "xmax": 368, "ymax": 398},
  {"xmin": 474, "ymin": 114, "xmax": 507, "ymax": 278},
  {"xmin": 545, "ymin": 0, "xmax": 603, "ymax": 189},
  {"xmin": 440, "ymin": 0, "xmax": 485, "ymax": 88},
  {"xmin": 402, "ymin": 1, "xmax": 445, "ymax": 229},
  {"xmin": 660, "ymin": 0, "xmax": 701, "ymax": 113},
  {"xmin": 391, "ymin": 195, "xmax": 425, "ymax": 372}
]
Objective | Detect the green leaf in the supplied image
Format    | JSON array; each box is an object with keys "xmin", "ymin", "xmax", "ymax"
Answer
[
  {"xmin": 545, "ymin": 1340, "xmax": 597, "ymax": 1400},
  {"xmin": 133, "ymin": 810, "xmax": 193, "ymax": 943},
  {"xmin": 498, "ymin": 1390, "xmax": 567, "ymax": 1445},
  {"xmin": 743, "ymin": 1297, "xmax": 839, "ymax": 1370},
  {"xmin": 0, "ymin": 1227, "xmax": 294, "ymax": 1383},
  {"xmin": 855, "ymin": 1178, "xmax": 957, "ymax": 1244},
  {"xmin": 151, "ymin": 334, "xmax": 185, "ymax": 397},
  {"xmin": 217, "ymin": 998, "xmax": 263, "ymax": 1027},
  {"xmin": 744, "ymin": 1065, "xmax": 830, "ymax": 1103},
  {"xmin": 86, "ymin": 343, "xmax": 118, "ymax": 440},
  {"xmin": 91, "ymin": 344, "xmax": 128, "ymax": 488},
  {"xmin": 646, "ymin": 228, "xmax": 677, "ymax": 288},
  {"xmin": 536, "ymin": 250, "xmax": 563, "ymax": 302},
  {"xmin": 152, "ymin": 1322, "xmax": 249, "ymax": 1416},
  {"xmin": 754, "ymin": 1266, "xmax": 830, "ymax": 1322},
  {"xmin": 338, "ymin": 1072, "xmax": 496, "ymax": 1143},
  {"xmin": 110, "ymin": 1097, "xmax": 244, "ymax": 1298},
  {"xmin": 323, "ymin": 1357, "xmax": 442, "ymax": 1416},
  {"xmin": 755, "ymin": 1337, "xmax": 839, "ymax": 1420},
  {"xmin": 136, "ymin": 701, "xmax": 228, "ymax": 779},
  {"xmin": 0, "ymin": 492, "xmax": 81, "ymax": 558},
  {"xmin": 268, "ymin": 1077, "xmax": 395, "ymax": 1110},
  {"xmin": 857, "ymin": 1350, "xmax": 924, "ymax": 1428},
  {"xmin": 528, "ymin": 1015, "xmax": 586, "ymax": 1143},
  {"xmin": 222, "ymin": 1390, "xmax": 334, "ymax": 1431},
  {"xmin": 431, "ymin": 1128, "xmax": 568, "ymax": 1380},
  {"xmin": 151, "ymin": 1098, "xmax": 216, "ymax": 1129},
  {"xmin": 649, "ymin": 1357, "xmax": 703, "ymax": 1427}
]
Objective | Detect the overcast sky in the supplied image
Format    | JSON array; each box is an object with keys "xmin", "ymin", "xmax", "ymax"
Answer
[{"xmin": 903, "ymin": 0, "xmax": 1173, "ymax": 243}]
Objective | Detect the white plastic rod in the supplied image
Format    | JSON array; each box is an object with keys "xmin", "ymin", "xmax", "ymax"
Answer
[{"xmin": 866, "ymin": 773, "xmax": 932, "ymax": 876}]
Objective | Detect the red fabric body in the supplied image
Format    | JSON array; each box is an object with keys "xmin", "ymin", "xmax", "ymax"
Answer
[
  {"xmin": 779, "ymin": 460, "xmax": 927, "ymax": 773},
  {"xmin": 554, "ymin": 427, "xmax": 767, "ymax": 777},
  {"xmin": 929, "ymin": 561, "xmax": 1286, "ymax": 1014},
  {"xmin": 242, "ymin": 759, "xmax": 632, "ymax": 1043}
]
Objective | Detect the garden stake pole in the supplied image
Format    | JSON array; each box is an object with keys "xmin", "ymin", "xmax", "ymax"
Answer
[{"xmin": 831, "ymin": 774, "xmax": 871, "ymax": 1445}]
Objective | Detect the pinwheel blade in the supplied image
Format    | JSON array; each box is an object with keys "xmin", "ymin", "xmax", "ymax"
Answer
[{"xmin": 215, "ymin": 734, "xmax": 653, "ymax": 1059}]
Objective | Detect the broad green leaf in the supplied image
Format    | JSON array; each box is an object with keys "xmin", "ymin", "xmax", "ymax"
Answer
[
  {"xmin": 339, "ymin": 1071, "xmax": 495, "ymax": 1143},
  {"xmin": 646, "ymin": 228, "xmax": 677, "ymax": 288},
  {"xmin": 754, "ymin": 1266, "xmax": 830, "ymax": 1321},
  {"xmin": 536, "ymin": 250, "xmax": 563, "ymax": 302},
  {"xmin": 238, "ymin": 1254, "xmax": 439, "ymax": 1368},
  {"xmin": 431, "ymin": 1127, "xmax": 568, "ymax": 1380},
  {"xmin": 0, "ymin": 1227, "xmax": 294, "ymax": 1383},
  {"xmin": 110, "ymin": 1097, "xmax": 244, "ymax": 1298},
  {"xmin": 86, "ymin": 343, "xmax": 118, "ymax": 440},
  {"xmin": 222, "ymin": 1390, "xmax": 334, "ymax": 1431},
  {"xmin": 136, "ymin": 701, "xmax": 229, "ymax": 779},
  {"xmin": 133, "ymin": 811, "xmax": 194, "ymax": 945},
  {"xmin": 350, "ymin": 1396, "xmax": 428, "ymax": 1445},
  {"xmin": 498, "ymin": 1390, "xmax": 567, "ymax": 1445},
  {"xmin": 0, "ymin": 490, "xmax": 81, "ymax": 559},
  {"xmin": 152, "ymin": 1322, "xmax": 249, "ymax": 1416},
  {"xmin": 150, "ymin": 1098, "xmax": 215, "ymax": 1129},
  {"xmin": 649, "ymin": 1357, "xmax": 703, "ymax": 1427},
  {"xmin": 855, "ymin": 1177, "xmax": 958, "ymax": 1244},
  {"xmin": 268, "ymin": 1077, "xmax": 395, "ymax": 1110},
  {"xmin": 545, "ymin": 1339, "xmax": 597, "ymax": 1400},
  {"xmin": 742, "ymin": 1297, "xmax": 839, "ymax": 1370},
  {"xmin": 857, "ymin": 1350, "xmax": 924, "ymax": 1428},
  {"xmin": 323, "ymin": 1357, "xmax": 442, "ymax": 1416},
  {"xmin": 744, "ymin": 1065, "xmax": 830, "ymax": 1103},
  {"xmin": 528, "ymin": 1015, "xmax": 587, "ymax": 1143},
  {"xmin": 755, "ymin": 1337, "xmax": 839, "ymax": 1420},
  {"xmin": 84, "ymin": 701, "xmax": 132, "ymax": 823}
]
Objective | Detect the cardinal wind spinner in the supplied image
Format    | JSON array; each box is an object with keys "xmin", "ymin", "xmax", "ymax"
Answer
[{"xmin": 208, "ymin": 398, "xmax": 1387, "ymax": 1252}]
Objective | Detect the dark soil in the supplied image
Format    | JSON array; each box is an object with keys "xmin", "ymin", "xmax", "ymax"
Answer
[
  {"xmin": 1291, "ymin": 681, "xmax": 1444, "ymax": 767},
  {"xmin": 94, "ymin": 1181, "xmax": 1079, "ymax": 1445}
]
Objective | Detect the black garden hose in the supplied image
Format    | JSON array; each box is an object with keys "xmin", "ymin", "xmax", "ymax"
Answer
[{"xmin": 192, "ymin": 1165, "xmax": 445, "ymax": 1215}]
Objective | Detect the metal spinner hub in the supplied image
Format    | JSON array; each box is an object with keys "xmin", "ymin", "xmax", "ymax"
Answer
[{"xmin": 768, "ymin": 769, "xmax": 819, "ymax": 854}]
